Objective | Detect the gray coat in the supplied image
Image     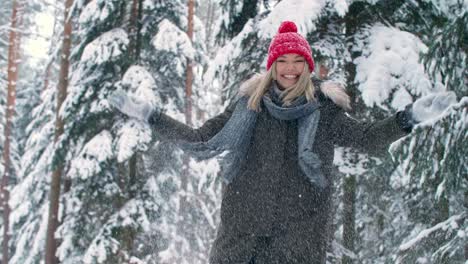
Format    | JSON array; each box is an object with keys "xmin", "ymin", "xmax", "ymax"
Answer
[{"xmin": 150, "ymin": 90, "xmax": 409, "ymax": 264}]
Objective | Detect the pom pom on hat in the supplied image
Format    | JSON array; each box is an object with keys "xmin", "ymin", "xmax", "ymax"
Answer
[
  {"xmin": 266, "ymin": 21, "xmax": 314, "ymax": 72},
  {"xmin": 278, "ymin": 21, "xmax": 298, "ymax": 33}
]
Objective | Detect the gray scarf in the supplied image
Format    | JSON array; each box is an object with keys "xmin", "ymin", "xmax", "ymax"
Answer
[{"xmin": 180, "ymin": 82, "xmax": 327, "ymax": 188}]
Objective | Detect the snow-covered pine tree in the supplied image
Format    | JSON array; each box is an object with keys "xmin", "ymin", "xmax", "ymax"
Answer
[
  {"xmin": 13, "ymin": 0, "xmax": 55, "ymax": 152},
  {"xmin": 0, "ymin": 0, "xmax": 11, "ymax": 260},
  {"xmin": 214, "ymin": 0, "xmax": 259, "ymax": 47},
  {"xmin": 135, "ymin": 1, "xmax": 221, "ymax": 263},
  {"xmin": 327, "ymin": 1, "xmax": 467, "ymax": 263},
  {"xmin": 9, "ymin": 83, "xmax": 58, "ymax": 264},
  {"xmin": 196, "ymin": 0, "xmax": 220, "ymax": 58},
  {"xmin": 344, "ymin": 21, "xmax": 437, "ymax": 264},
  {"xmin": 359, "ymin": 1, "xmax": 466, "ymax": 263},
  {"xmin": 139, "ymin": 1, "xmax": 209, "ymax": 115},
  {"xmin": 334, "ymin": 2, "xmax": 417, "ymax": 263},
  {"xmin": 0, "ymin": 0, "xmax": 12, "ymax": 198},
  {"xmin": 207, "ymin": 0, "xmax": 264, "ymax": 102},
  {"xmin": 8, "ymin": 0, "xmax": 64, "ymax": 263},
  {"xmin": 45, "ymin": 0, "xmax": 157, "ymax": 262},
  {"xmin": 1, "ymin": 0, "xmax": 51, "ymax": 262},
  {"xmin": 1, "ymin": 0, "xmax": 25, "ymax": 262},
  {"xmin": 8, "ymin": 63, "xmax": 49, "ymax": 260},
  {"xmin": 389, "ymin": 1, "xmax": 467, "ymax": 263},
  {"xmin": 44, "ymin": 0, "xmax": 74, "ymax": 262},
  {"xmin": 391, "ymin": 99, "xmax": 466, "ymax": 263},
  {"xmin": 30, "ymin": 0, "xmax": 214, "ymax": 262}
]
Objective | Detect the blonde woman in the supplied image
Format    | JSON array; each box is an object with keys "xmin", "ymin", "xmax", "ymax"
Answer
[{"xmin": 110, "ymin": 21, "xmax": 454, "ymax": 264}]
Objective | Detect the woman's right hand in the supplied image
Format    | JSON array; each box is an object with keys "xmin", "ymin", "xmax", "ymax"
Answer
[{"xmin": 108, "ymin": 89, "xmax": 156, "ymax": 122}]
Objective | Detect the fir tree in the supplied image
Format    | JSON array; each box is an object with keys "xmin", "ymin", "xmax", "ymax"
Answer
[
  {"xmin": 137, "ymin": 1, "xmax": 219, "ymax": 263},
  {"xmin": 8, "ymin": 0, "xmax": 62, "ymax": 262},
  {"xmin": 326, "ymin": 1, "xmax": 467, "ymax": 263}
]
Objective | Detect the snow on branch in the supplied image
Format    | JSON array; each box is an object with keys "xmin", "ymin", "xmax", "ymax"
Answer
[
  {"xmin": 398, "ymin": 213, "xmax": 465, "ymax": 252},
  {"xmin": 115, "ymin": 120, "xmax": 152, "ymax": 162},
  {"xmin": 390, "ymin": 97, "xmax": 467, "ymax": 195},
  {"xmin": 82, "ymin": 199, "xmax": 152, "ymax": 264},
  {"xmin": 69, "ymin": 130, "xmax": 114, "ymax": 180},
  {"xmin": 354, "ymin": 25, "xmax": 436, "ymax": 111},
  {"xmin": 61, "ymin": 28, "xmax": 129, "ymax": 120},
  {"xmin": 152, "ymin": 19, "xmax": 195, "ymax": 61},
  {"xmin": 258, "ymin": 0, "xmax": 326, "ymax": 39},
  {"xmin": 78, "ymin": 0, "xmax": 120, "ymax": 33},
  {"xmin": 80, "ymin": 28, "xmax": 129, "ymax": 66}
]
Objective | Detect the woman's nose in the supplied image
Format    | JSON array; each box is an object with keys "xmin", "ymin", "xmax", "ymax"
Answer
[{"xmin": 286, "ymin": 62, "xmax": 296, "ymax": 71}]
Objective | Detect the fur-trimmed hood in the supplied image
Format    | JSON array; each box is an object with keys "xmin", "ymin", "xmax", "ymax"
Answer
[{"xmin": 239, "ymin": 73, "xmax": 351, "ymax": 111}]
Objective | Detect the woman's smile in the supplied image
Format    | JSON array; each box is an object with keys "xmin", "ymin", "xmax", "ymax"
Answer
[{"xmin": 282, "ymin": 74, "xmax": 299, "ymax": 79}]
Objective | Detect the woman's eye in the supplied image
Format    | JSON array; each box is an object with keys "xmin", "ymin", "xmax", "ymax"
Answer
[{"xmin": 295, "ymin": 60, "xmax": 304, "ymax": 63}]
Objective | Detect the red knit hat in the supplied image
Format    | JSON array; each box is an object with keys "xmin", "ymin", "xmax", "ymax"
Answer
[{"xmin": 266, "ymin": 21, "xmax": 314, "ymax": 72}]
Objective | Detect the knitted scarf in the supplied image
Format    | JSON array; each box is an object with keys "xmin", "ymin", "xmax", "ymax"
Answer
[{"xmin": 181, "ymin": 82, "xmax": 327, "ymax": 188}]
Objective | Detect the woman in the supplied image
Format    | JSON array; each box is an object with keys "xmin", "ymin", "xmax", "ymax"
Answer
[{"xmin": 110, "ymin": 21, "xmax": 451, "ymax": 264}]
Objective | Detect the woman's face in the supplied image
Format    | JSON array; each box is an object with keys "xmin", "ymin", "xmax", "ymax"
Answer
[{"xmin": 275, "ymin": 53, "xmax": 305, "ymax": 89}]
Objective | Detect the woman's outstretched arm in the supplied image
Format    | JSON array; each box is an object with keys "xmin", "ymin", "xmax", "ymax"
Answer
[
  {"xmin": 149, "ymin": 104, "xmax": 235, "ymax": 143},
  {"xmin": 329, "ymin": 91, "xmax": 456, "ymax": 156},
  {"xmin": 330, "ymin": 105, "xmax": 411, "ymax": 156},
  {"xmin": 109, "ymin": 89, "xmax": 236, "ymax": 143}
]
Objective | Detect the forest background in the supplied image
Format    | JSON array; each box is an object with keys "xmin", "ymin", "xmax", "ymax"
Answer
[{"xmin": 0, "ymin": 0, "xmax": 466, "ymax": 263}]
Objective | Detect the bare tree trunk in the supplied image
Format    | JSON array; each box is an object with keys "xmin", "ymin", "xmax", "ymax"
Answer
[
  {"xmin": 1, "ymin": 1, "xmax": 22, "ymax": 263},
  {"xmin": 45, "ymin": 0, "xmax": 73, "ymax": 263},
  {"xmin": 342, "ymin": 55, "xmax": 358, "ymax": 264},
  {"xmin": 182, "ymin": 0, "xmax": 195, "ymax": 192},
  {"xmin": 185, "ymin": 0, "xmax": 194, "ymax": 127},
  {"xmin": 128, "ymin": 0, "xmax": 141, "ymax": 60},
  {"xmin": 340, "ymin": 5, "xmax": 365, "ymax": 262},
  {"xmin": 178, "ymin": 0, "xmax": 195, "ymax": 242},
  {"xmin": 43, "ymin": 60, "xmax": 54, "ymax": 92},
  {"xmin": 465, "ymin": 190, "xmax": 468, "ymax": 260},
  {"xmin": 342, "ymin": 174, "xmax": 356, "ymax": 264}
]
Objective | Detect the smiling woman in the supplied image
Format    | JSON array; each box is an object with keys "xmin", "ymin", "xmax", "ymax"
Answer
[{"xmin": 108, "ymin": 20, "xmax": 428, "ymax": 264}]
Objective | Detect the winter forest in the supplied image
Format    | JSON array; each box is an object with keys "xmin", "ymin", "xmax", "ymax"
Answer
[{"xmin": 0, "ymin": 0, "xmax": 466, "ymax": 263}]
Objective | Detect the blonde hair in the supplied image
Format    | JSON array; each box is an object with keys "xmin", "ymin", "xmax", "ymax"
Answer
[{"xmin": 246, "ymin": 62, "xmax": 316, "ymax": 111}]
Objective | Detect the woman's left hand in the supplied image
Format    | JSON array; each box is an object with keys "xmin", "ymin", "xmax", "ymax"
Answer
[{"xmin": 410, "ymin": 91, "xmax": 457, "ymax": 123}]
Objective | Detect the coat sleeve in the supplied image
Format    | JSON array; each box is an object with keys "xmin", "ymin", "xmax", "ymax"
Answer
[
  {"xmin": 148, "ymin": 101, "xmax": 235, "ymax": 143},
  {"xmin": 330, "ymin": 105, "xmax": 411, "ymax": 156}
]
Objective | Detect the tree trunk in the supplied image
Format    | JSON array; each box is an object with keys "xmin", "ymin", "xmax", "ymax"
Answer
[
  {"xmin": 340, "ymin": 4, "xmax": 367, "ymax": 262},
  {"xmin": 128, "ymin": 0, "xmax": 142, "ymax": 60},
  {"xmin": 178, "ymin": 0, "xmax": 195, "ymax": 243},
  {"xmin": 43, "ymin": 61, "xmax": 54, "ymax": 92},
  {"xmin": 465, "ymin": 190, "xmax": 468, "ymax": 260},
  {"xmin": 182, "ymin": 0, "xmax": 195, "ymax": 197},
  {"xmin": 341, "ymin": 57, "xmax": 358, "ymax": 263},
  {"xmin": 342, "ymin": 174, "xmax": 356, "ymax": 264},
  {"xmin": 125, "ymin": 0, "xmax": 143, "ymax": 203},
  {"xmin": 185, "ymin": 0, "xmax": 194, "ymax": 127},
  {"xmin": 1, "ymin": 1, "xmax": 22, "ymax": 263},
  {"xmin": 116, "ymin": 0, "xmax": 144, "ymax": 255},
  {"xmin": 45, "ymin": 0, "xmax": 73, "ymax": 263}
]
